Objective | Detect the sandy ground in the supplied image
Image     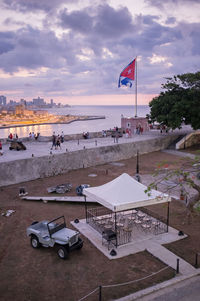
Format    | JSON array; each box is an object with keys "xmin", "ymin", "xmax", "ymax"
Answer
[{"xmin": 0, "ymin": 151, "xmax": 199, "ymax": 301}]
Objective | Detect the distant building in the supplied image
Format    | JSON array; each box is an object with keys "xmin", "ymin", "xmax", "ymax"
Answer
[
  {"xmin": 32, "ymin": 97, "xmax": 45, "ymax": 106},
  {"xmin": 121, "ymin": 116, "xmax": 149, "ymax": 133},
  {"xmin": 9, "ymin": 100, "xmax": 17, "ymax": 106},
  {"xmin": 24, "ymin": 109, "xmax": 34, "ymax": 116},
  {"xmin": 0, "ymin": 95, "xmax": 6, "ymax": 105},
  {"xmin": 15, "ymin": 104, "xmax": 25, "ymax": 115},
  {"xmin": 34, "ymin": 110, "xmax": 48, "ymax": 116},
  {"xmin": 20, "ymin": 98, "xmax": 27, "ymax": 106},
  {"xmin": 50, "ymin": 99, "xmax": 54, "ymax": 106}
]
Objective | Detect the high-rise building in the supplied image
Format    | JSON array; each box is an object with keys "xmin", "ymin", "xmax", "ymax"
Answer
[
  {"xmin": 20, "ymin": 98, "xmax": 27, "ymax": 106},
  {"xmin": 32, "ymin": 97, "xmax": 45, "ymax": 106},
  {"xmin": 0, "ymin": 95, "xmax": 7, "ymax": 105}
]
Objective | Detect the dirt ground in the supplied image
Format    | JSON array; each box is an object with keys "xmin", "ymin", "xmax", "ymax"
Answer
[
  {"xmin": 180, "ymin": 144, "xmax": 200, "ymax": 155},
  {"xmin": 0, "ymin": 151, "xmax": 199, "ymax": 301}
]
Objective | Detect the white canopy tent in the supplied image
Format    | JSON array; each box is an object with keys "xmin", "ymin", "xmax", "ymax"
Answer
[{"xmin": 83, "ymin": 173, "xmax": 171, "ymax": 212}]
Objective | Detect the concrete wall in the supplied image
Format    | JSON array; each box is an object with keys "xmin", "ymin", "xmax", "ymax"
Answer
[{"xmin": 0, "ymin": 135, "xmax": 179, "ymax": 187}]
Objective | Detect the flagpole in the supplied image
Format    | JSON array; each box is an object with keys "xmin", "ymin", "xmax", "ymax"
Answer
[{"xmin": 135, "ymin": 56, "xmax": 137, "ymax": 117}]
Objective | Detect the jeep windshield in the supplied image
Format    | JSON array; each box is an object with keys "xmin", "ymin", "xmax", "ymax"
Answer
[{"xmin": 47, "ymin": 216, "xmax": 66, "ymax": 237}]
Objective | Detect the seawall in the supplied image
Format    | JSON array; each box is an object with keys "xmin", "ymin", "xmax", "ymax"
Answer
[
  {"xmin": 0, "ymin": 130, "xmax": 111, "ymax": 144},
  {"xmin": 0, "ymin": 134, "xmax": 179, "ymax": 187}
]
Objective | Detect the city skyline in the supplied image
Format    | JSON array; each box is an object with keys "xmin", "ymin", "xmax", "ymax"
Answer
[{"xmin": 0, "ymin": 0, "xmax": 200, "ymax": 105}]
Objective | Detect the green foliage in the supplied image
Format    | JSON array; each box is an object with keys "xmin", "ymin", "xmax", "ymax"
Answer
[{"xmin": 147, "ymin": 71, "xmax": 200, "ymax": 130}]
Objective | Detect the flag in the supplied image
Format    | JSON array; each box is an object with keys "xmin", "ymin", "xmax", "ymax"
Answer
[{"xmin": 118, "ymin": 58, "xmax": 136, "ymax": 88}]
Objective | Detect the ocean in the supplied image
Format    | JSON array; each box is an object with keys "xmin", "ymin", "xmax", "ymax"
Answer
[{"xmin": 0, "ymin": 105, "xmax": 150, "ymax": 139}]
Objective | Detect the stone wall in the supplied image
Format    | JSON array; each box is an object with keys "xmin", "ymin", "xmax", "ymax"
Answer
[{"xmin": 0, "ymin": 134, "xmax": 179, "ymax": 187}]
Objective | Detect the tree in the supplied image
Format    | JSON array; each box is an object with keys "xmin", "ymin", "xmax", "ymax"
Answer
[{"xmin": 147, "ymin": 71, "xmax": 200, "ymax": 130}]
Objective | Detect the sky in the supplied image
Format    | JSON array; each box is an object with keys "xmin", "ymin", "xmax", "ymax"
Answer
[{"xmin": 0, "ymin": 0, "xmax": 200, "ymax": 105}]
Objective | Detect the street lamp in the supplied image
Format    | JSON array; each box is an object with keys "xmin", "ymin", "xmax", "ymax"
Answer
[{"xmin": 135, "ymin": 150, "xmax": 141, "ymax": 182}]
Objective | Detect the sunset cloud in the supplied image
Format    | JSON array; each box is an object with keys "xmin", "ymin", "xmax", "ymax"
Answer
[{"xmin": 0, "ymin": 0, "xmax": 199, "ymax": 104}]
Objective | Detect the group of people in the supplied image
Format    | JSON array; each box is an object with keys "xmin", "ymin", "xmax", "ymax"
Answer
[
  {"xmin": 51, "ymin": 131, "xmax": 64, "ymax": 150},
  {"xmin": 8, "ymin": 133, "xmax": 18, "ymax": 140},
  {"xmin": 136, "ymin": 125, "xmax": 143, "ymax": 135},
  {"xmin": 83, "ymin": 132, "xmax": 90, "ymax": 139},
  {"xmin": 29, "ymin": 132, "xmax": 40, "ymax": 140},
  {"xmin": 125, "ymin": 125, "xmax": 143, "ymax": 137},
  {"xmin": 160, "ymin": 125, "xmax": 168, "ymax": 133}
]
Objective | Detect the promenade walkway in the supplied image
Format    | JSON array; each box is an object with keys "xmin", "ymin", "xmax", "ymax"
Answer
[{"xmin": 0, "ymin": 126, "xmax": 193, "ymax": 164}]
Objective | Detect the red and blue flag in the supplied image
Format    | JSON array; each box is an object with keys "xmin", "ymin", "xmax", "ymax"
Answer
[{"xmin": 118, "ymin": 58, "xmax": 136, "ymax": 88}]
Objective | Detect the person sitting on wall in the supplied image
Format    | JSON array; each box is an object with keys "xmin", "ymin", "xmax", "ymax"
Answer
[
  {"xmin": 83, "ymin": 132, "xmax": 90, "ymax": 139},
  {"xmin": 102, "ymin": 130, "xmax": 106, "ymax": 137}
]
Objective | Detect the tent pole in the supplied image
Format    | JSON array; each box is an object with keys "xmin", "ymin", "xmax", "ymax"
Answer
[
  {"xmin": 84, "ymin": 195, "xmax": 88, "ymax": 223},
  {"xmin": 166, "ymin": 202, "xmax": 170, "ymax": 232},
  {"xmin": 114, "ymin": 212, "xmax": 118, "ymax": 247}
]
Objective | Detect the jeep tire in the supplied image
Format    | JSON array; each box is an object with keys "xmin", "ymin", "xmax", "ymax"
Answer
[
  {"xmin": 31, "ymin": 235, "xmax": 40, "ymax": 248},
  {"xmin": 57, "ymin": 246, "xmax": 68, "ymax": 259}
]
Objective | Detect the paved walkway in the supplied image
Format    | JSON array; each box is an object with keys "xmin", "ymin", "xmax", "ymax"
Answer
[
  {"xmin": 147, "ymin": 242, "xmax": 196, "ymax": 275},
  {"xmin": 0, "ymin": 126, "xmax": 193, "ymax": 163},
  {"xmin": 135, "ymin": 275, "xmax": 200, "ymax": 301}
]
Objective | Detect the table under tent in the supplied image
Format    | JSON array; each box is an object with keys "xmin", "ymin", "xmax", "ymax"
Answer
[{"xmin": 83, "ymin": 173, "xmax": 171, "ymax": 249}]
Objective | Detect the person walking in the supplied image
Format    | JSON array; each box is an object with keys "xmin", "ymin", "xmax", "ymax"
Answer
[
  {"xmin": 115, "ymin": 129, "xmax": 119, "ymax": 143},
  {"xmin": 51, "ymin": 132, "xmax": 56, "ymax": 150},
  {"xmin": 61, "ymin": 131, "xmax": 64, "ymax": 143},
  {"xmin": 0, "ymin": 140, "xmax": 2, "ymax": 156},
  {"xmin": 56, "ymin": 135, "xmax": 61, "ymax": 149}
]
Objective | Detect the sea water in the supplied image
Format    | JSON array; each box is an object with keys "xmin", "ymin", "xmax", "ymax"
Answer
[{"xmin": 0, "ymin": 105, "xmax": 150, "ymax": 139}]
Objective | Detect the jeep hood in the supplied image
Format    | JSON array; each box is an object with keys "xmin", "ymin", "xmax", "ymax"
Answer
[{"xmin": 51, "ymin": 228, "xmax": 77, "ymax": 241}]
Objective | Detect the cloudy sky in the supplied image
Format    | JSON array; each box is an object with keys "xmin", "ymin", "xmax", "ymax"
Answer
[{"xmin": 0, "ymin": 0, "xmax": 200, "ymax": 105}]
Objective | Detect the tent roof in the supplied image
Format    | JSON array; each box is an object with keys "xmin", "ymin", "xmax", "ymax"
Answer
[{"xmin": 83, "ymin": 173, "xmax": 171, "ymax": 212}]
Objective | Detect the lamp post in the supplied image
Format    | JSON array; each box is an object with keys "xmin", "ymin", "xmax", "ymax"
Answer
[
  {"xmin": 136, "ymin": 150, "xmax": 139, "ymax": 174},
  {"xmin": 135, "ymin": 150, "xmax": 141, "ymax": 182}
]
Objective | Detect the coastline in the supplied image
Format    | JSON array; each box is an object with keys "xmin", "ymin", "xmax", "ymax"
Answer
[{"xmin": 0, "ymin": 115, "xmax": 105, "ymax": 129}]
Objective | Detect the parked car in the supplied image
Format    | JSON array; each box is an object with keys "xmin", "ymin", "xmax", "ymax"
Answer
[
  {"xmin": 76, "ymin": 184, "xmax": 90, "ymax": 196},
  {"xmin": 47, "ymin": 183, "xmax": 72, "ymax": 194},
  {"xmin": 26, "ymin": 216, "xmax": 83, "ymax": 259},
  {"xmin": 9, "ymin": 140, "xmax": 26, "ymax": 151}
]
